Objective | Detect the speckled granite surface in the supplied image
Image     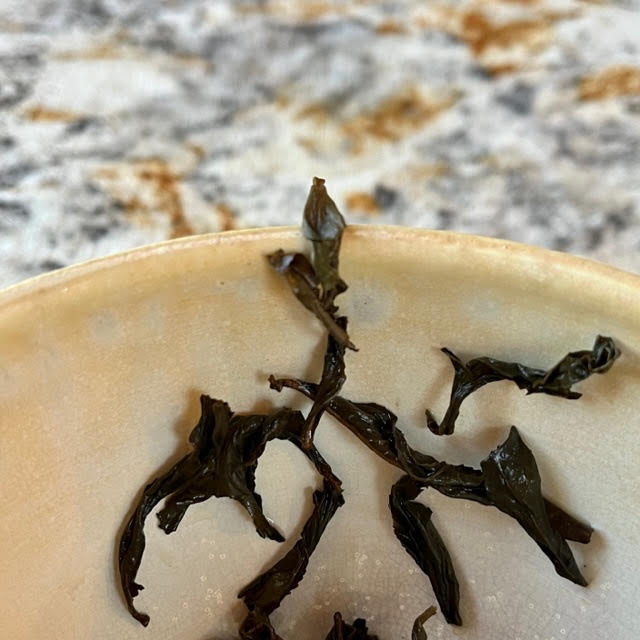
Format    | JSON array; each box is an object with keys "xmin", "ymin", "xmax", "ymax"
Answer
[{"xmin": 1, "ymin": 0, "xmax": 639, "ymax": 288}]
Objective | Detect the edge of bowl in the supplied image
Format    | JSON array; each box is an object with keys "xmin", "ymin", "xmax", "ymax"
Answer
[{"xmin": 1, "ymin": 226, "xmax": 639, "ymax": 308}]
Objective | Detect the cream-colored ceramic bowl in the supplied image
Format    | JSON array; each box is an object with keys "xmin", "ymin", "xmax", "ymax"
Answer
[{"xmin": 1, "ymin": 227, "xmax": 639, "ymax": 640}]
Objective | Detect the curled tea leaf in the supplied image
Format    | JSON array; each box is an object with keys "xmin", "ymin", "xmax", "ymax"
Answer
[
  {"xmin": 303, "ymin": 176, "xmax": 348, "ymax": 310},
  {"xmin": 427, "ymin": 336, "xmax": 620, "ymax": 435},
  {"xmin": 239, "ymin": 481, "xmax": 344, "ymax": 629},
  {"xmin": 118, "ymin": 453, "xmax": 202, "ymax": 626},
  {"xmin": 119, "ymin": 397, "xmax": 344, "ymax": 626},
  {"xmin": 267, "ymin": 249, "xmax": 356, "ymax": 350},
  {"xmin": 269, "ymin": 379, "xmax": 591, "ymax": 541}
]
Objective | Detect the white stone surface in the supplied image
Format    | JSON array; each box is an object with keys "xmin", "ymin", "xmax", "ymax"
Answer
[{"xmin": 1, "ymin": 0, "xmax": 639, "ymax": 287}]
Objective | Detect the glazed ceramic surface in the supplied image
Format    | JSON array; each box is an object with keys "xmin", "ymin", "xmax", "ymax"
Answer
[{"xmin": 1, "ymin": 227, "xmax": 639, "ymax": 640}]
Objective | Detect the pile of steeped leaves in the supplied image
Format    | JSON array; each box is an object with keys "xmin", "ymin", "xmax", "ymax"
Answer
[{"xmin": 118, "ymin": 177, "xmax": 619, "ymax": 639}]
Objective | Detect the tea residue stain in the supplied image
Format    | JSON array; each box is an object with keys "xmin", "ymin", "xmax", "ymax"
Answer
[{"xmin": 579, "ymin": 66, "xmax": 640, "ymax": 101}]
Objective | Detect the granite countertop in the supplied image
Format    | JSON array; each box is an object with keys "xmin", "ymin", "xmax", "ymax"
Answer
[{"xmin": 1, "ymin": 0, "xmax": 639, "ymax": 289}]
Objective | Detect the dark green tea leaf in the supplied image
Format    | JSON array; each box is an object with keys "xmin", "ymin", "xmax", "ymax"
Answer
[
  {"xmin": 269, "ymin": 379, "xmax": 592, "ymax": 542},
  {"xmin": 302, "ymin": 176, "xmax": 348, "ymax": 310},
  {"xmin": 298, "ymin": 316, "xmax": 348, "ymax": 450},
  {"xmin": 119, "ymin": 397, "xmax": 345, "ymax": 626},
  {"xmin": 390, "ymin": 476, "xmax": 462, "ymax": 625},
  {"xmin": 427, "ymin": 336, "xmax": 620, "ymax": 435},
  {"xmin": 118, "ymin": 453, "xmax": 202, "ymax": 626},
  {"xmin": 480, "ymin": 426, "xmax": 588, "ymax": 586}
]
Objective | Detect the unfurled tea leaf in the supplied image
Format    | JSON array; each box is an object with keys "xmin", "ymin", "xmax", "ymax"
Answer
[
  {"xmin": 427, "ymin": 336, "xmax": 620, "ymax": 435},
  {"xmin": 480, "ymin": 426, "xmax": 588, "ymax": 586},
  {"xmin": 390, "ymin": 476, "xmax": 461, "ymax": 625}
]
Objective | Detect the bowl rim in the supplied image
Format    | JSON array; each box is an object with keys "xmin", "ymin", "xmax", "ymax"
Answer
[{"xmin": 1, "ymin": 225, "xmax": 639, "ymax": 306}]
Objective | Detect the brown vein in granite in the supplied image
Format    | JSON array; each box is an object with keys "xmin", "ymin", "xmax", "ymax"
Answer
[
  {"xmin": 23, "ymin": 106, "xmax": 84, "ymax": 123},
  {"xmin": 345, "ymin": 192, "xmax": 380, "ymax": 215},
  {"xmin": 95, "ymin": 159, "xmax": 194, "ymax": 239},
  {"xmin": 375, "ymin": 19, "xmax": 406, "ymax": 35},
  {"xmin": 342, "ymin": 87, "xmax": 456, "ymax": 152},
  {"xmin": 459, "ymin": 10, "xmax": 551, "ymax": 55},
  {"xmin": 236, "ymin": 0, "xmax": 338, "ymax": 20},
  {"xmin": 137, "ymin": 161, "xmax": 193, "ymax": 239},
  {"xmin": 55, "ymin": 42, "xmax": 124, "ymax": 60},
  {"xmin": 417, "ymin": 5, "xmax": 579, "ymax": 76},
  {"xmin": 215, "ymin": 203, "xmax": 236, "ymax": 231},
  {"xmin": 579, "ymin": 66, "xmax": 640, "ymax": 101},
  {"xmin": 294, "ymin": 87, "xmax": 456, "ymax": 154}
]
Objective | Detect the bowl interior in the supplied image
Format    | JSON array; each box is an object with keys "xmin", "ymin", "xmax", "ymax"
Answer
[{"xmin": 1, "ymin": 227, "xmax": 639, "ymax": 640}]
